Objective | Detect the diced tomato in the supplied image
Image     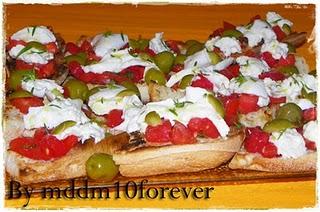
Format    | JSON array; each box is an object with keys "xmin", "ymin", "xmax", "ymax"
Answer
[
  {"xmin": 272, "ymin": 25, "xmax": 287, "ymax": 41},
  {"xmin": 259, "ymin": 71, "xmax": 286, "ymax": 81},
  {"xmin": 191, "ymin": 74, "xmax": 214, "ymax": 90},
  {"xmin": 6, "ymin": 39, "xmax": 27, "ymax": 50},
  {"xmin": 165, "ymin": 40, "xmax": 183, "ymax": 54},
  {"xmin": 105, "ymin": 109, "xmax": 124, "ymax": 128},
  {"xmin": 249, "ymin": 15, "xmax": 261, "ymax": 23},
  {"xmin": 219, "ymin": 94, "xmax": 239, "ymax": 126},
  {"xmin": 15, "ymin": 60, "xmax": 34, "ymax": 70},
  {"xmin": 144, "ymin": 48, "xmax": 156, "ymax": 57},
  {"xmin": 80, "ymin": 40, "xmax": 93, "ymax": 52},
  {"xmin": 238, "ymin": 94, "xmax": 259, "ymax": 114},
  {"xmin": 220, "ymin": 64, "xmax": 240, "ymax": 80},
  {"xmin": 305, "ymin": 140, "xmax": 316, "ymax": 151},
  {"xmin": 187, "ymin": 118, "xmax": 220, "ymax": 139},
  {"xmin": 261, "ymin": 52, "xmax": 277, "ymax": 68},
  {"xmin": 36, "ymin": 60, "xmax": 56, "ymax": 78},
  {"xmin": 171, "ymin": 122, "xmax": 196, "ymax": 144},
  {"xmin": 269, "ymin": 96, "xmax": 286, "ymax": 105},
  {"xmin": 302, "ymin": 107, "xmax": 317, "ymax": 121},
  {"xmin": 210, "ymin": 27, "xmax": 224, "ymax": 38},
  {"xmin": 10, "ymin": 128, "xmax": 78, "ymax": 161},
  {"xmin": 119, "ymin": 65, "xmax": 145, "ymax": 83},
  {"xmin": 68, "ymin": 61, "xmax": 127, "ymax": 84},
  {"xmin": 277, "ymin": 54, "xmax": 296, "ymax": 67},
  {"xmin": 10, "ymin": 97, "xmax": 44, "ymax": 114},
  {"xmin": 244, "ymin": 127, "xmax": 270, "ymax": 153},
  {"xmin": 171, "ymin": 64, "xmax": 184, "ymax": 73},
  {"xmin": 145, "ymin": 120, "xmax": 172, "ymax": 145},
  {"xmin": 223, "ymin": 21, "xmax": 236, "ymax": 30},
  {"xmin": 261, "ymin": 142, "xmax": 278, "ymax": 158},
  {"xmin": 45, "ymin": 42, "xmax": 58, "ymax": 54},
  {"xmin": 65, "ymin": 42, "xmax": 81, "ymax": 54}
]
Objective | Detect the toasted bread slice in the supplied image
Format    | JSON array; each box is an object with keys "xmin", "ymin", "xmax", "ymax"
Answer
[
  {"xmin": 112, "ymin": 132, "xmax": 244, "ymax": 177},
  {"xmin": 228, "ymin": 151, "xmax": 316, "ymax": 172},
  {"xmin": 5, "ymin": 133, "xmax": 128, "ymax": 184}
]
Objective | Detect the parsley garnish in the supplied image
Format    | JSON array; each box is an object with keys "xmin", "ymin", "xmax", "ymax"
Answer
[
  {"xmin": 104, "ymin": 31, "xmax": 112, "ymax": 37},
  {"xmin": 30, "ymin": 87, "xmax": 35, "ymax": 94},
  {"xmin": 16, "ymin": 45, "xmax": 33, "ymax": 58},
  {"xmin": 120, "ymin": 32, "xmax": 125, "ymax": 41},
  {"xmin": 174, "ymin": 100, "xmax": 193, "ymax": 108},
  {"xmin": 50, "ymin": 104, "xmax": 62, "ymax": 109},
  {"xmin": 235, "ymin": 73, "xmax": 247, "ymax": 85},
  {"xmin": 31, "ymin": 26, "xmax": 37, "ymax": 36},
  {"xmin": 168, "ymin": 108, "xmax": 178, "ymax": 116},
  {"xmin": 100, "ymin": 98, "xmax": 104, "ymax": 104},
  {"xmin": 193, "ymin": 61, "xmax": 198, "ymax": 67}
]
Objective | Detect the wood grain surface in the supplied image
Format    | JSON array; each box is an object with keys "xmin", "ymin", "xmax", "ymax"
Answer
[{"xmin": 3, "ymin": 3, "xmax": 317, "ymax": 208}]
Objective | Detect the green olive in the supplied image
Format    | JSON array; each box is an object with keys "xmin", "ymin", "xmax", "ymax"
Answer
[
  {"xmin": 178, "ymin": 74, "xmax": 194, "ymax": 89},
  {"xmin": 286, "ymin": 43, "xmax": 296, "ymax": 53},
  {"xmin": 222, "ymin": 29, "xmax": 243, "ymax": 38},
  {"xmin": 186, "ymin": 43, "xmax": 204, "ymax": 56},
  {"xmin": 263, "ymin": 119, "xmax": 295, "ymax": 133},
  {"xmin": 145, "ymin": 111, "xmax": 161, "ymax": 126},
  {"xmin": 116, "ymin": 89, "xmax": 137, "ymax": 97},
  {"xmin": 64, "ymin": 52, "xmax": 87, "ymax": 65},
  {"xmin": 121, "ymin": 81, "xmax": 140, "ymax": 94},
  {"xmin": 184, "ymin": 40, "xmax": 202, "ymax": 49},
  {"xmin": 8, "ymin": 90, "xmax": 33, "ymax": 99},
  {"xmin": 144, "ymin": 68, "xmax": 166, "ymax": 85},
  {"xmin": 276, "ymin": 103, "xmax": 302, "ymax": 125},
  {"xmin": 52, "ymin": 121, "xmax": 77, "ymax": 135},
  {"xmin": 174, "ymin": 54, "xmax": 187, "ymax": 65},
  {"xmin": 139, "ymin": 52, "xmax": 154, "ymax": 62},
  {"xmin": 278, "ymin": 66, "xmax": 299, "ymax": 76},
  {"xmin": 26, "ymin": 41, "xmax": 47, "ymax": 51},
  {"xmin": 64, "ymin": 79, "xmax": 89, "ymax": 101},
  {"xmin": 138, "ymin": 39, "xmax": 149, "ymax": 50},
  {"xmin": 154, "ymin": 51, "xmax": 175, "ymax": 74},
  {"xmin": 8, "ymin": 69, "xmax": 36, "ymax": 90},
  {"xmin": 282, "ymin": 24, "xmax": 291, "ymax": 35},
  {"xmin": 207, "ymin": 94, "xmax": 225, "ymax": 118},
  {"xmin": 207, "ymin": 52, "xmax": 222, "ymax": 65},
  {"xmin": 86, "ymin": 153, "xmax": 119, "ymax": 181},
  {"xmin": 301, "ymin": 88, "xmax": 317, "ymax": 105},
  {"xmin": 129, "ymin": 39, "xmax": 140, "ymax": 49}
]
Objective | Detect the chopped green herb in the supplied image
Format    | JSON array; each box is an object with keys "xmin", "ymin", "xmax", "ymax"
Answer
[
  {"xmin": 50, "ymin": 104, "xmax": 62, "ymax": 109},
  {"xmin": 31, "ymin": 26, "xmax": 37, "ymax": 36},
  {"xmin": 30, "ymin": 87, "xmax": 35, "ymax": 94},
  {"xmin": 193, "ymin": 61, "xmax": 198, "ymax": 67},
  {"xmin": 174, "ymin": 100, "xmax": 193, "ymax": 108},
  {"xmin": 235, "ymin": 73, "xmax": 247, "ymax": 85},
  {"xmin": 104, "ymin": 31, "xmax": 112, "ymax": 37},
  {"xmin": 168, "ymin": 108, "xmax": 178, "ymax": 116},
  {"xmin": 16, "ymin": 45, "xmax": 33, "ymax": 58},
  {"xmin": 100, "ymin": 98, "xmax": 104, "ymax": 104},
  {"xmin": 120, "ymin": 32, "xmax": 125, "ymax": 41}
]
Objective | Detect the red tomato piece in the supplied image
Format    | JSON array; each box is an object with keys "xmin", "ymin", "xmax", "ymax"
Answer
[
  {"xmin": 171, "ymin": 64, "xmax": 184, "ymax": 73},
  {"xmin": 165, "ymin": 40, "xmax": 183, "ymax": 54},
  {"xmin": 210, "ymin": 27, "xmax": 224, "ymax": 38},
  {"xmin": 269, "ymin": 96, "xmax": 286, "ymax": 105},
  {"xmin": 277, "ymin": 54, "xmax": 296, "ymax": 67},
  {"xmin": 15, "ymin": 60, "xmax": 34, "ymax": 70},
  {"xmin": 249, "ymin": 15, "xmax": 261, "ymax": 23},
  {"xmin": 10, "ymin": 137, "xmax": 43, "ymax": 160},
  {"xmin": 220, "ymin": 64, "xmax": 240, "ymax": 80},
  {"xmin": 45, "ymin": 42, "xmax": 58, "ymax": 54},
  {"xmin": 80, "ymin": 40, "xmax": 93, "ymax": 52},
  {"xmin": 238, "ymin": 94, "xmax": 259, "ymax": 114},
  {"xmin": 219, "ymin": 94, "xmax": 239, "ymax": 126},
  {"xmin": 272, "ymin": 25, "xmax": 287, "ymax": 41},
  {"xmin": 65, "ymin": 42, "xmax": 81, "ymax": 54},
  {"xmin": 187, "ymin": 118, "xmax": 220, "ymax": 139},
  {"xmin": 36, "ymin": 60, "xmax": 56, "ymax": 78},
  {"xmin": 105, "ymin": 109, "xmax": 124, "ymax": 128},
  {"xmin": 10, "ymin": 97, "xmax": 44, "ymax": 114},
  {"xmin": 305, "ymin": 140, "xmax": 316, "ymax": 151},
  {"xmin": 244, "ymin": 127, "xmax": 270, "ymax": 154},
  {"xmin": 119, "ymin": 65, "xmax": 145, "ymax": 83},
  {"xmin": 261, "ymin": 142, "xmax": 278, "ymax": 158},
  {"xmin": 261, "ymin": 52, "xmax": 277, "ymax": 68},
  {"xmin": 258, "ymin": 71, "xmax": 286, "ymax": 81},
  {"xmin": 191, "ymin": 74, "xmax": 214, "ymax": 90},
  {"xmin": 302, "ymin": 107, "xmax": 317, "ymax": 121},
  {"xmin": 145, "ymin": 120, "xmax": 172, "ymax": 145},
  {"xmin": 171, "ymin": 122, "xmax": 196, "ymax": 144},
  {"xmin": 223, "ymin": 21, "xmax": 236, "ymax": 30},
  {"xmin": 7, "ymin": 39, "xmax": 27, "ymax": 50}
]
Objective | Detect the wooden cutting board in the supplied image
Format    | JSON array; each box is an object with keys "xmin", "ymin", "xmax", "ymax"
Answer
[{"xmin": 3, "ymin": 3, "xmax": 316, "ymax": 199}]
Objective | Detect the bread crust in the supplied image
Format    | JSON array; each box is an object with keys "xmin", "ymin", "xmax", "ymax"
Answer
[
  {"xmin": 113, "ymin": 133, "xmax": 244, "ymax": 177},
  {"xmin": 228, "ymin": 151, "xmax": 317, "ymax": 172}
]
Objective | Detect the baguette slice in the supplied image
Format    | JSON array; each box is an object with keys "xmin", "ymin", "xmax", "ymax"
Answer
[
  {"xmin": 112, "ymin": 132, "xmax": 244, "ymax": 177},
  {"xmin": 5, "ymin": 133, "xmax": 129, "ymax": 184},
  {"xmin": 228, "ymin": 151, "xmax": 316, "ymax": 172}
]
